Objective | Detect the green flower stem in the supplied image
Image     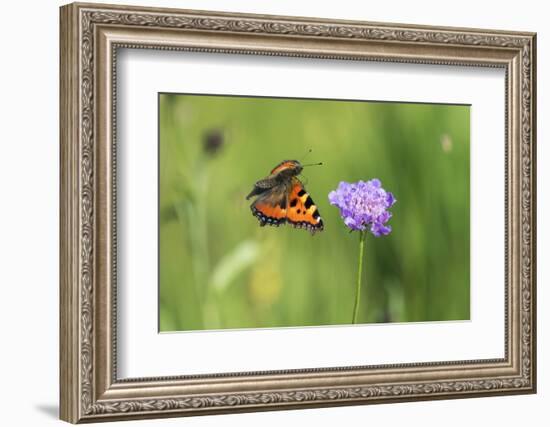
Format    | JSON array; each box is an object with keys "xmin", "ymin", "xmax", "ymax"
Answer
[{"xmin": 352, "ymin": 230, "xmax": 366, "ymax": 324}]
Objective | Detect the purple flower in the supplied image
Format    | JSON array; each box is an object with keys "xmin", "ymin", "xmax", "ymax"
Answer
[{"xmin": 328, "ymin": 179, "xmax": 396, "ymax": 236}]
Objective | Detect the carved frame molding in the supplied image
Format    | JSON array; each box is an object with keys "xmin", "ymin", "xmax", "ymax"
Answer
[{"xmin": 60, "ymin": 2, "xmax": 536, "ymax": 423}]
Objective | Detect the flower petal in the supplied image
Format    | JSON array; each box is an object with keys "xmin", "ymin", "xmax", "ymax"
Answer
[
  {"xmin": 344, "ymin": 216, "xmax": 357, "ymax": 229},
  {"xmin": 386, "ymin": 192, "xmax": 396, "ymax": 207},
  {"xmin": 371, "ymin": 222, "xmax": 391, "ymax": 236}
]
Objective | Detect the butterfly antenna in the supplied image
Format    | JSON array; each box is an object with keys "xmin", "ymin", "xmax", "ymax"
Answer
[
  {"xmin": 302, "ymin": 162, "xmax": 323, "ymax": 168},
  {"xmin": 299, "ymin": 160, "xmax": 322, "ymax": 183},
  {"xmin": 300, "ymin": 148, "xmax": 313, "ymax": 161}
]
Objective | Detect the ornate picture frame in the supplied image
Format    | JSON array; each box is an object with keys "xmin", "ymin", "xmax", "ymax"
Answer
[{"xmin": 60, "ymin": 2, "xmax": 536, "ymax": 423}]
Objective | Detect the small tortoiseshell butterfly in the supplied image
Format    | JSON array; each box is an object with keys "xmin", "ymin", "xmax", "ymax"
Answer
[{"xmin": 246, "ymin": 160, "xmax": 324, "ymax": 234}]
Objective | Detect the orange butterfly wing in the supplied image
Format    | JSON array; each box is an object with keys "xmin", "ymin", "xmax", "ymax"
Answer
[
  {"xmin": 285, "ymin": 179, "xmax": 324, "ymax": 234},
  {"xmin": 250, "ymin": 177, "xmax": 324, "ymax": 234},
  {"xmin": 250, "ymin": 185, "xmax": 288, "ymax": 227}
]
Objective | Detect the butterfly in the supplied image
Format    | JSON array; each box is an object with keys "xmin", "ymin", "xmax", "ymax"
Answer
[{"xmin": 246, "ymin": 160, "xmax": 324, "ymax": 234}]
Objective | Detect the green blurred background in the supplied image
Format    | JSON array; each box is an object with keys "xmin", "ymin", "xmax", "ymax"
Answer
[{"xmin": 159, "ymin": 93, "xmax": 470, "ymax": 332}]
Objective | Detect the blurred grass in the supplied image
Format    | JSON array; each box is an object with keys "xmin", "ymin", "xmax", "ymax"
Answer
[{"xmin": 159, "ymin": 94, "xmax": 470, "ymax": 331}]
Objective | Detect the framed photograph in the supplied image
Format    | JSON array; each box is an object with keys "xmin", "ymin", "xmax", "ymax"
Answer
[{"xmin": 60, "ymin": 2, "xmax": 537, "ymax": 423}]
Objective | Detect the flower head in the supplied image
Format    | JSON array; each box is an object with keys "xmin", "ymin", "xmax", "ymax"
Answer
[
  {"xmin": 203, "ymin": 129, "xmax": 225, "ymax": 156},
  {"xmin": 328, "ymin": 179, "xmax": 396, "ymax": 236}
]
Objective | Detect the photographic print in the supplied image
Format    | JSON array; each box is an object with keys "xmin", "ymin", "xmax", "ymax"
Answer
[{"xmin": 159, "ymin": 94, "xmax": 470, "ymax": 332}]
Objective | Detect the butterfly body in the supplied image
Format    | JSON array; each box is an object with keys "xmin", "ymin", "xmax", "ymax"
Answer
[{"xmin": 246, "ymin": 160, "xmax": 324, "ymax": 234}]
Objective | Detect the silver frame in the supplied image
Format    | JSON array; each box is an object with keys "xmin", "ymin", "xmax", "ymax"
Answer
[{"xmin": 60, "ymin": 2, "xmax": 536, "ymax": 423}]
